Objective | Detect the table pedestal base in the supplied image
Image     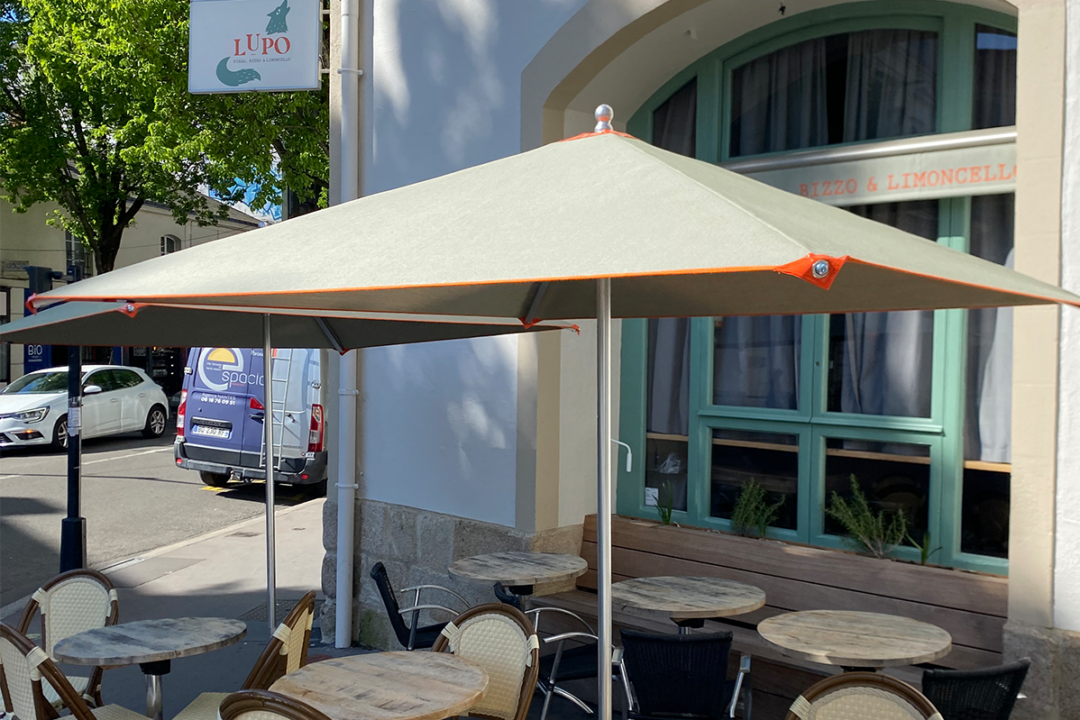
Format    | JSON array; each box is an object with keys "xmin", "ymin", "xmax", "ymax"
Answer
[
  {"xmin": 675, "ymin": 618, "xmax": 705, "ymax": 635},
  {"xmin": 507, "ymin": 585, "xmax": 534, "ymax": 611},
  {"xmin": 138, "ymin": 659, "xmax": 171, "ymax": 720}
]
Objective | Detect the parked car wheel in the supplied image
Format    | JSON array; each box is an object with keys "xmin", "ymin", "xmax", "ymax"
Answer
[
  {"xmin": 51, "ymin": 415, "xmax": 68, "ymax": 451},
  {"xmin": 200, "ymin": 471, "xmax": 231, "ymax": 487},
  {"xmin": 142, "ymin": 405, "xmax": 168, "ymax": 438}
]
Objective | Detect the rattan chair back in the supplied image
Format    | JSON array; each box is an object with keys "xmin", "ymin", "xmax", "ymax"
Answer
[
  {"xmin": 432, "ymin": 603, "xmax": 539, "ymax": 720},
  {"xmin": 620, "ymin": 629, "xmax": 733, "ymax": 720},
  {"xmin": 219, "ymin": 690, "xmax": 333, "ymax": 720},
  {"xmin": 15, "ymin": 570, "xmax": 117, "ymax": 709},
  {"xmin": 786, "ymin": 672, "xmax": 942, "ymax": 720},
  {"xmin": 921, "ymin": 659, "xmax": 1029, "ymax": 720},
  {"xmin": 0, "ymin": 623, "xmax": 99, "ymax": 720},
  {"xmin": 242, "ymin": 592, "xmax": 317, "ymax": 691}
]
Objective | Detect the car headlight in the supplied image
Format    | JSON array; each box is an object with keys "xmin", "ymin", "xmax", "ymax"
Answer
[{"xmin": 0, "ymin": 407, "xmax": 49, "ymax": 423}]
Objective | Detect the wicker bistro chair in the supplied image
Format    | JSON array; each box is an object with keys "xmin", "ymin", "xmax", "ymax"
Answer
[
  {"xmin": 785, "ymin": 673, "xmax": 942, "ymax": 720},
  {"xmin": 16, "ymin": 569, "xmax": 119, "ymax": 710},
  {"xmin": 525, "ymin": 607, "xmax": 632, "ymax": 720},
  {"xmin": 218, "ymin": 690, "xmax": 333, "ymax": 720},
  {"xmin": 370, "ymin": 562, "xmax": 468, "ymax": 651},
  {"xmin": 0, "ymin": 623, "xmax": 144, "ymax": 720},
  {"xmin": 620, "ymin": 629, "xmax": 752, "ymax": 720},
  {"xmin": 432, "ymin": 603, "xmax": 541, "ymax": 720},
  {"xmin": 921, "ymin": 659, "xmax": 1030, "ymax": 720},
  {"xmin": 171, "ymin": 592, "xmax": 317, "ymax": 720}
]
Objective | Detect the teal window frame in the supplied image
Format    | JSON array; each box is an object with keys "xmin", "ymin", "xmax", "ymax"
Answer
[{"xmin": 617, "ymin": 2, "xmax": 1015, "ymax": 575}]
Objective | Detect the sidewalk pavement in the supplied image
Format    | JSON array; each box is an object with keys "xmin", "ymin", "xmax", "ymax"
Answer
[{"xmin": 2, "ymin": 498, "xmax": 366, "ymax": 720}]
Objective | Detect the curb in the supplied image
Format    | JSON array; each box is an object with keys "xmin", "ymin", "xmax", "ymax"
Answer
[{"xmin": 0, "ymin": 499, "xmax": 324, "ymax": 620}]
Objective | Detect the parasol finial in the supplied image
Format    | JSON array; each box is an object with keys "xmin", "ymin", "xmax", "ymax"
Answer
[{"xmin": 595, "ymin": 104, "xmax": 614, "ymax": 132}]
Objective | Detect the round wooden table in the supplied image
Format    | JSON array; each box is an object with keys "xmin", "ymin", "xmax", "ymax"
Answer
[
  {"xmin": 52, "ymin": 617, "xmax": 247, "ymax": 720},
  {"xmin": 757, "ymin": 610, "xmax": 952, "ymax": 671},
  {"xmin": 448, "ymin": 551, "xmax": 587, "ymax": 608},
  {"xmin": 270, "ymin": 651, "xmax": 488, "ymax": 720},
  {"xmin": 612, "ymin": 576, "xmax": 766, "ymax": 634}
]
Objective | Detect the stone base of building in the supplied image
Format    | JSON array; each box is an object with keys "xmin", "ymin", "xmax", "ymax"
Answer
[
  {"xmin": 1003, "ymin": 620, "xmax": 1080, "ymax": 719},
  {"xmin": 319, "ymin": 497, "xmax": 582, "ymax": 648}
]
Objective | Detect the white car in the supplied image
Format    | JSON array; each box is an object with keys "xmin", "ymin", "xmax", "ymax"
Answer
[{"xmin": 0, "ymin": 365, "xmax": 170, "ymax": 451}]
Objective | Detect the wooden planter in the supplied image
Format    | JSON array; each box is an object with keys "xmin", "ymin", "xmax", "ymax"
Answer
[{"xmin": 577, "ymin": 514, "xmax": 1007, "ymax": 669}]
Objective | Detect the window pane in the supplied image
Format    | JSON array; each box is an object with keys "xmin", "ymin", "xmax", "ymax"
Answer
[
  {"xmin": 709, "ymin": 429, "xmax": 798, "ymax": 530},
  {"xmin": 713, "ymin": 315, "xmax": 800, "ymax": 409},
  {"xmin": 823, "ymin": 438, "xmax": 930, "ymax": 546},
  {"xmin": 961, "ymin": 467, "xmax": 1009, "ymax": 557},
  {"xmin": 647, "ymin": 319, "xmax": 690, "ymax": 435},
  {"xmin": 827, "ymin": 201, "xmax": 938, "ymax": 417},
  {"xmin": 653, "ymin": 78, "xmax": 697, "ymax": 157},
  {"xmin": 973, "ymin": 25, "xmax": 1017, "ymax": 129},
  {"xmin": 729, "ymin": 29, "xmax": 936, "ymax": 157},
  {"xmin": 645, "ymin": 436, "xmax": 688, "ymax": 512},
  {"xmin": 965, "ymin": 194, "xmax": 1013, "ymax": 463}
]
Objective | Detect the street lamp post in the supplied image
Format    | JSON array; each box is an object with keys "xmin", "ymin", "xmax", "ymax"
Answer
[{"xmin": 60, "ymin": 345, "xmax": 86, "ymax": 571}]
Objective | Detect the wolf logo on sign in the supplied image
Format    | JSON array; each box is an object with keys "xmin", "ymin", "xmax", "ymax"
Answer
[{"xmin": 265, "ymin": 0, "xmax": 290, "ymax": 34}]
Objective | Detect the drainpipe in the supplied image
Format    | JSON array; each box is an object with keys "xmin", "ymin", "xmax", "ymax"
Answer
[{"xmin": 333, "ymin": 0, "xmax": 370, "ymax": 649}]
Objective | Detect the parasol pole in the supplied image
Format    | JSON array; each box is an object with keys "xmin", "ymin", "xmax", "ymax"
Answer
[
  {"xmin": 264, "ymin": 314, "xmax": 277, "ymax": 634},
  {"xmin": 596, "ymin": 274, "xmax": 613, "ymax": 720}
]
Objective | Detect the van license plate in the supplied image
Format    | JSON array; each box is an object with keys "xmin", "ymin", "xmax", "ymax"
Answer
[{"xmin": 193, "ymin": 425, "xmax": 230, "ymax": 439}]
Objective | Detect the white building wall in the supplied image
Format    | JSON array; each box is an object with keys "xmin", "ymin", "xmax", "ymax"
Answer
[
  {"xmin": 1054, "ymin": 0, "xmax": 1080, "ymax": 633},
  {"xmin": 360, "ymin": 0, "xmax": 589, "ymax": 528}
]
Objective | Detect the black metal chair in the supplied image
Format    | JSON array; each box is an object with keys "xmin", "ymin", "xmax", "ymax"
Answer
[
  {"xmin": 921, "ymin": 658, "xmax": 1030, "ymax": 720},
  {"xmin": 494, "ymin": 582, "xmax": 524, "ymax": 610},
  {"xmin": 369, "ymin": 561, "xmax": 467, "ymax": 650},
  {"xmin": 525, "ymin": 607, "xmax": 631, "ymax": 720},
  {"xmin": 620, "ymin": 629, "xmax": 751, "ymax": 720}
]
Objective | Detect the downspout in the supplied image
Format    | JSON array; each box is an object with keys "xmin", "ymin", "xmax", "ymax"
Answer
[{"xmin": 333, "ymin": 0, "xmax": 370, "ymax": 649}]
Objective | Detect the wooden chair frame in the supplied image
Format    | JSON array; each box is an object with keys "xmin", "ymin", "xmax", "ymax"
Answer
[
  {"xmin": 16, "ymin": 569, "xmax": 119, "ymax": 708},
  {"xmin": 785, "ymin": 672, "xmax": 942, "ymax": 720},
  {"xmin": 242, "ymin": 591, "xmax": 317, "ymax": 691},
  {"xmin": 0, "ymin": 623, "xmax": 109, "ymax": 720},
  {"xmin": 432, "ymin": 603, "xmax": 540, "ymax": 720},
  {"xmin": 219, "ymin": 690, "xmax": 334, "ymax": 720}
]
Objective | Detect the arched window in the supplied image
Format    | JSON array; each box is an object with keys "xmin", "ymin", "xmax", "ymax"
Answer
[
  {"xmin": 160, "ymin": 234, "xmax": 180, "ymax": 255},
  {"xmin": 620, "ymin": 2, "xmax": 1016, "ymax": 573}
]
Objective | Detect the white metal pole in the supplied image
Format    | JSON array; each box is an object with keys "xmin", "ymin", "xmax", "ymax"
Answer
[
  {"xmin": 334, "ymin": 0, "xmax": 362, "ymax": 649},
  {"xmin": 596, "ymin": 277, "xmax": 613, "ymax": 720},
  {"xmin": 263, "ymin": 314, "xmax": 277, "ymax": 635}
]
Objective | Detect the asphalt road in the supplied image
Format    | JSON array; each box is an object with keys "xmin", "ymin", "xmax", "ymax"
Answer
[{"xmin": 0, "ymin": 431, "xmax": 321, "ymax": 608}]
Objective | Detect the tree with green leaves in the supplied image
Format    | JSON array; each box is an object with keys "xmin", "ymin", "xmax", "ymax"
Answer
[{"xmin": 0, "ymin": 0, "xmax": 328, "ymax": 274}]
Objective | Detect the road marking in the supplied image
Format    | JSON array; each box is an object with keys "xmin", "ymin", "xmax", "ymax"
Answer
[
  {"xmin": 0, "ymin": 447, "xmax": 171, "ymax": 480},
  {"xmin": 83, "ymin": 447, "xmax": 172, "ymax": 466},
  {"xmin": 201, "ymin": 486, "xmax": 229, "ymax": 493}
]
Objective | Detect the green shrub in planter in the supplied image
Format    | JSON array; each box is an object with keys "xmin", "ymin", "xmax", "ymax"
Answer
[
  {"xmin": 826, "ymin": 474, "xmax": 908, "ymax": 558},
  {"xmin": 731, "ymin": 478, "xmax": 784, "ymax": 538}
]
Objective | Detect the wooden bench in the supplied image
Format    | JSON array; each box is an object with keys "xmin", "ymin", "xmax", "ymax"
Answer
[{"xmin": 534, "ymin": 514, "xmax": 1008, "ymax": 674}]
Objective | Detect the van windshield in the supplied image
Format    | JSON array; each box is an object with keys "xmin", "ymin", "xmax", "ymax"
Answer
[{"xmin": 3, "ymin": 371, "xmax": 69, "ymax": 394}]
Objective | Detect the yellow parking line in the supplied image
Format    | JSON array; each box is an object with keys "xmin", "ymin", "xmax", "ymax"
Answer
[{"xmin": 201, "ymin": 486, "xmax": 229, "ymax": 493}]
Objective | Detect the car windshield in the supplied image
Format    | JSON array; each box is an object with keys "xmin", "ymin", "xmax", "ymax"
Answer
[{"xmin": 2, "ymin": 371, "xmax": 69, "ymax": 394}]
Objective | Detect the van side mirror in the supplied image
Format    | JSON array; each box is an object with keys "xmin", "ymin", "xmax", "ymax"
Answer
[{"xmin": 83, "ymin": 384, "xmax": 103, "ymax": 395}]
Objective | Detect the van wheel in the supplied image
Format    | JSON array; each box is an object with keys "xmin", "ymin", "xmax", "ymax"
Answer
[
  {"xmin": 51, "ymin": 416, "xmax": 68, "ymax": 452},
  {"xmin": 142, "ymin": 405, "xmax": 168, "ymax": 438},
  {"xmin": 200, "ymin": 471, "xmax": 230, "ymax": 487}
]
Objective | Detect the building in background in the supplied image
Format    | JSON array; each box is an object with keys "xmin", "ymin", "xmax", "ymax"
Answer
[{"xmin": 0, "ymin": 194, "xmax": 261, "ymax": 389}]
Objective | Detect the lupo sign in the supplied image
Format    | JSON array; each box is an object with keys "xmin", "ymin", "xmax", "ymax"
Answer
[{"xmin": 188, "ymin": 0, "xmax": 321, "ymax": 94}]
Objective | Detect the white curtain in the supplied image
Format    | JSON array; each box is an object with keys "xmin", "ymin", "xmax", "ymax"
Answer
[
  {"xmin": 965, "ymin": 195, "xmax": 1014, "ymax": 463},
  {"xmin": 731, "ymin": 37, "xmax": 830, "ymax": 156},
  {"xmin": 842, "ymin": 29, "xmax": 937, "ymax": 142},
  {"xmin": 838, "ymin": 203, "xmax": 936, "ymax": 419},
  {"xmin": 646, "ymin": 80, "xmax": 696, "ymax": 436},
  {"xmin": 713, "ymin": 317, "xmax": 801, "ymax": 409}
]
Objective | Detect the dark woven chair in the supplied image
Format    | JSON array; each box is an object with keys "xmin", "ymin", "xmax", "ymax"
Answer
[
  {"xmin": 621, "ymin": 629, "xmax": 751, "ymax": 720},
  {"xmin": 369, "ymin": 561, "xmax": 467, "ymax": 650},
  {"xmin": 922, "ymin": 659, "xmax": 1029, "ymax": 720}
]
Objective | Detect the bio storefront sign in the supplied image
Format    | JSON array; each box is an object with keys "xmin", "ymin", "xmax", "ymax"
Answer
[
  {"xmin": 189, "ymin": 0, "xmax": 320, "ymax": 94},
  {"xmin": 741, "ymin": 141, "xmax": 1017, "ymax": 206}
]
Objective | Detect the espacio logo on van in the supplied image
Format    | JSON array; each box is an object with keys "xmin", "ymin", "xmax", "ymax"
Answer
[{"xmin": 198, "ymin": 348, "xmax": 264, "ymax": 392}]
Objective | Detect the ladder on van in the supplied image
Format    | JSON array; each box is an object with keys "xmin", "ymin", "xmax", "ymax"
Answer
[{"xmin": 261, "ymin": 349, "xmax": 293, "ymax": 473}]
